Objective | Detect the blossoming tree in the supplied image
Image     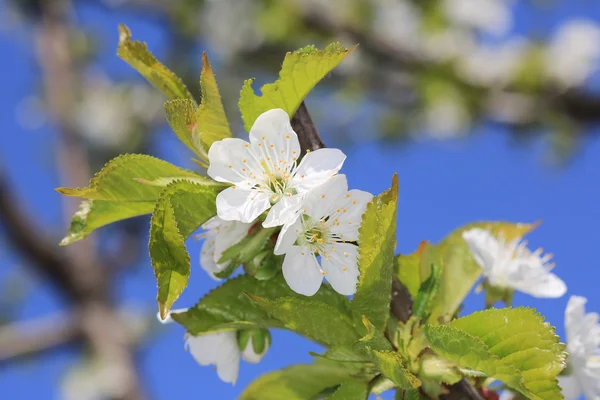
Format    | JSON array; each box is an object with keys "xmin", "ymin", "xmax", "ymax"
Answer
[{"xmin": 56, "ymin": 26, "xmax": 600, "ymax": 399}]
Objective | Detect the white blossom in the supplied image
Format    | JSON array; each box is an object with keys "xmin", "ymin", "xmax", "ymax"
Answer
[
  {"xmin": 274, "ymin": 175, "xmax": 373, "ymax": 296},
  {"xmin": 207, "ymin": 108, "xmax": 346, "ymax": 225},
  {"xmin": 199, "ymin": 216, "xmax": 252, "ymax": 279},
  {"xmin": 185, "ymin": 331, "xmax": 240, "ymax": 385},
  {"xmin": 158, "ymin": 309, "xmax": 242, "ymax": 385},
  {"xmin": 442, "ymin": 0, "xmax": 512, "ymax": 36},
  {"xmin": 462, "ymin": 228, "xmax": 566, "ymax": 298},
  {"xmin": 559, "ymin": 296, "xmax": 600, "ymax": 399},
  {"xmin": 546, "ymin": 20, "xmax": 600, "ymax": 88}
]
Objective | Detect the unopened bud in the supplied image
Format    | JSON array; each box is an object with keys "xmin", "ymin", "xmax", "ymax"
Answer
[{"xmin": 237, "ymin": 328, "xmax": 271, "ymax": 364}]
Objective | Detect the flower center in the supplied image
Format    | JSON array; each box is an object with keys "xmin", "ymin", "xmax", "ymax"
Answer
[{"xmin": 297, "ymin": 217, "xmax": 336, "ymax": 255}]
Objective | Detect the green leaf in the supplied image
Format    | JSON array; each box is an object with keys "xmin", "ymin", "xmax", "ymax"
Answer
[
  {"xmin": 326, "ymin": 380, "xmax": 369, "ymax": 400},
  {"xmin": 172, "ymin": 274, "xmax": 351, "ymax": 336},
  {"xmin": 372, "ymin": 351, "xmax": 421, "ymax": 389},
  {"xmin": 351, "ymin": 174, "xmax": 399, "ymax": 331},
  {"xmin": 59, "ymin": 200, "xmax": 149, "ymax": 245},
  {"xmin": 56, "ymin": 154, "xmax": 199, "ymax": 201},
  {"xmin": 57, "ymin": 155, "xmax": 200, "ymax": 244},
  {"xmin": 117, "ymin": 24, "xmax": 192, "ymax": 100},
  {"xmin": 424, "ymin": 307, "xmax": 566, "ymax": 400},
  {"xmin": 422, "ymin": 221, "xmax": 539, "ymax": 323},
  {"xmin": 239, "ymin": 359, "xmax": 358, "ymax": 400},
  {"xmin": 239, "ymin": 43, "xmax": 356, "ymax": 131},
  {"xmin": 412, "ymin": 264, "xmax": 442, "ymax": 319},
  {"xmin": 396, "ymin": 389, "xmax": 426, "ymax": 400},
  {"xmin": 163, "ymin": 54, "xmax": 231, "ymax": 160},
  {"xmin": 164, "ymin": 99, "xmax": 205, "ymax": 159},
  {"xmin": 195, "ymin": 53, "xmax": 232, "ymax": 150},
  {"xmin": 150, "ymin": 181, "xmax": 218, "ymax": 319},
  {"xmin": 214, "ymin": 226, "xmax": 276, "ymax": 279},
  {"xmin": 395, "ymin": 241, "xmax": 429, "ymax": 298},
  {"xmin": 248, "ymin": 295, "xmax": 361, "ymax": 346}
]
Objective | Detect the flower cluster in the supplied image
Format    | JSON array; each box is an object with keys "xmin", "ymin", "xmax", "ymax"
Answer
[{"xmin": 201, "ymin": 108, "xmax": 373, "ymax": 296}]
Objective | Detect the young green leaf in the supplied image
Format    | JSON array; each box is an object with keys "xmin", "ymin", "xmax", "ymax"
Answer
[
  {"xmin": 56, "ymin": 154, "xmax": 199, "ymax": 201},
  {"xmin": 421, "ymin": 221, "xmax": 539, "ymax": 323},
  {"xmin": 247, "ymin": 295, "xmax": 362, "ymax": 346},
  {"xmin": 57, "ymin": 155, "xmax": 201, "ymax": 244},
  {"xmin": 239, "ymin": 43, "xmax": 356, "ymax": 131},
  {"xmin": 425, "ymin": 307, "xmax": 566, "ymax": 400},
  {"xmin": 412, "ymin": 264, "xmax": 442, "ymax": 319},
  {"xmin": 150, "ymin": 181, "xmax": 218, "ymax": 319},
  {"xmin": 372, "ymin": 351, "xmax": 421, "ymax": 389},
  {"xmin": 59, "ymin": 200, "xmax": 149, "ymax": 246},
  {"xmin": 172, "ymin": 274, "xmax": 351, "ymax": 335},
  {"xmin": 325, "ymin": 380, "xmax": 369, "ymax": 400},
  {"xmin": 239, "ymin": 359, "xmax": 358, "ymax": 400},
  {"xmin": 194, "ymin": 52, "xmax": 232, "ymax": 150},
  {"xmin": 395, "ymin": 241, "xmax": 430, "ymax": 298},
  {"xmin": 164, "ymin": 53, "xmax": 231, "ymax": 160},
  {"xmin": 117, "ymin": 25, "xmax": 193, "ymax": 100},
  {"xmin": 396, "ymin": 389, "xmax": 426, "ymax": 400},
  {"xmin": 351, "ymin": 174, "xmax": 399, "ymax": 331}
]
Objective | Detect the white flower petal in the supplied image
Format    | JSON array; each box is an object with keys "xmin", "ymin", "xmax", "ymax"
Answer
[
  {"xmin": 292, "ymin": 148, "xmax": 346, "ymax": 193},
  {"xmin": 216, "ymin": 187, "xmax": 270, "ymax": 223},
  {"xmin": 249, "ymin": 109, "xmax": 300, "ymax": 166},
  {"xmin": 558, "ymin": 375, "xmax": 582, "ymax": 400},
  {"xmin": 462, "ymin": 228, "xmax": 500, "ymax": 275},
  {"xmin": 282, "ymin": 246, "xmax": 323, "ymax": 296},
  {"xmin": 207, "ymin": 138, "xmax": 264, "ymax": 185},
  {"xmin": 321, "ymin": 243, "xmax": 360, "ymax": 295},
  {"xmin": 186, "ymin": 332, "xmax": 240, "ymax": 385},
  {"xmin": 200, "ymin": 233, "xmax": 221, "ymax": 279},
  {"xmin": 513, "ymin": 269, "xmax": 566, "ymax": 298},
  {"xmin": 566, "ymin": 295, "xmax": 588, "ymax": 342},
  {"xmin": 329, "ymin": 189, "xmax": 374, "ymax": 242},
  {"xmin": 303, "ymin": 174, "xmax": 349, "ymax": 220},
  {"xmin": 263, "ymin": 194, "xmax": 303, "ymax": 228},
  {"xmin": 240, "ymin": 342, "xmax": 266, "ymax": 364},
  {"xmin": 156, "ymin": 308, "xmax": 189, "ymax": 324},
  {"xmin": 274, "ymin": 217, "xmax": 302, "ymax": 255}
]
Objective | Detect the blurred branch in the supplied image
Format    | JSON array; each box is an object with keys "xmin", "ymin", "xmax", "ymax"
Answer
[{"xmin": 0, "ymin": 313, "xmax": 81, "ymax": 363}]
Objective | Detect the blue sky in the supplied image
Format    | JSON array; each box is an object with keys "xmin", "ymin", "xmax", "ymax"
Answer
[{"xmin": 1, "ymin": 1, "xmax": 599, "ymax": 399}]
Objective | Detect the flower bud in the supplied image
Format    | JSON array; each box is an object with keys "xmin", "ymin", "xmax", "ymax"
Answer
[{"xmin": 237, "ymin": 328, "xmax": 271, "ymax": 364}]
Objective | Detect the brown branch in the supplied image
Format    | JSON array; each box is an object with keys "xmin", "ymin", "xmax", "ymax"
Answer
[
  {"xmin": 291, "ymin": 103, "xmax": 483, "ymax": 400},
  {"xmin": 291, "ymin": 102, "xmax": 326, "ymax": 152},
  {"xmin": 0, "ymin": 313, "xmax": 82, "ymax": 363}
]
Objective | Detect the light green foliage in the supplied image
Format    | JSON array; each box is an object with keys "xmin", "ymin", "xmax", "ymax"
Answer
[
  {"xmin": 57, "ymin": 154, "xmax": 200, "ymax": 244},
  {"xmin": 56, "ymin": 154, "xmax": 199, "ymax": 201},
  {"xmin": 412, "ymin": 264, "xmax": 442, "ymax": 320},
  {"xmin": 59, "ymin": 200, "xmax": 149, "ymax": 245},
  {"xmin": 164, "ymin": 99, "xmax": 203, "ymax": 158},
  {"xmin": 417, "ymin": 221, "xmax": 538, "ymax": 323},
  {"xmin": 395, "ymin": 242, "xmax": 429, "ymax": 298},
  {"xmin": 396, "ymin": 389, "xmax": 427, "ymax": 400},
  {"xmin": 239, "ymin": 359, "xmax": 358, "ymax": 400},
  {"xmin": 351, "ymin": 174, "xmax": 399, "ymax": 331},
  {"xmin": 239, "ymin": 43, "xmax": 355, "ymax": 131},
  {"xmin": 248, "ymin": 295, "xmax": 361, "ymax": 346},
  {"xmin": 172, "ymin": 274, "xmax": 351, "ymax": 337},
  {"xmin": 326, "ymin": 380, "xmax": 369, "ymax": 400},
  {"xmin": 425, "ymin": 307, "xmax": 566, "ymax": 400},
  {"xmin": 195, "ymin": 53, "xmax": 232, "ymax": 150},
  {"xmin": 164, "ymin": 54, "xmax": 231, "ymax": 160},
  {"xmin": 117, "ymin": 25, "xmax": 193, "ymax": 100},
  {"xmin": 150, "ymin": 181, "xmax": 218, "ymax": 319},
  {"xmin": 372, "ymin": 351, "xmax": 421, "ymax": 389}
]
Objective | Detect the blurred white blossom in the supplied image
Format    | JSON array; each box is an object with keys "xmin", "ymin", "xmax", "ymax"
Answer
[
  {"xmin": 459, "ymin": 39, "xmax": 528, "ymax": 87},
  {"xmin": 62, "ymin": 357, "xmax": 132, "ymax": 400},
  {"xmin": 546, "ymin": 20, "xmax": 600, "ymax": 88},
  {"xmin": 443, "ymin": 0, "xmax": 513, "ymax": 36}
]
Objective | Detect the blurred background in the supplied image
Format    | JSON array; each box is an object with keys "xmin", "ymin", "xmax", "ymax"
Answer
[{"xmin": 0, "ymin": 0, "xmax": 599, "ymax": 399}]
